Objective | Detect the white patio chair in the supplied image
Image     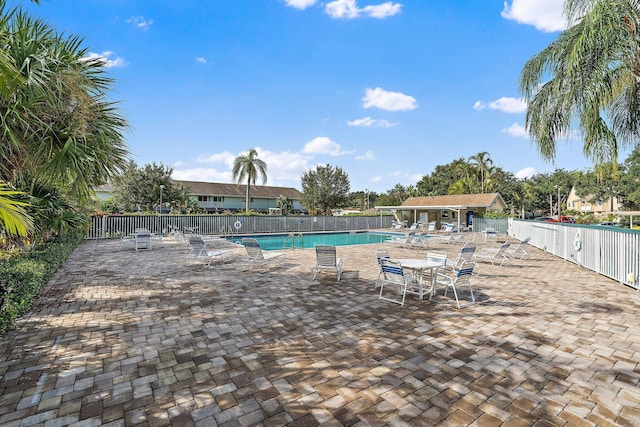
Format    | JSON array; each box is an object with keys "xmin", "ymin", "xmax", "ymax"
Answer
[
  {"xmin": 134, "ymin": 229, "xmax": 152, "ymax": 251},
  {"xmin": 188, "ymin": 236, "xmax": 234, "ymax": 267},
  {"xmin": 311, "ymin": 244, "xmax": 343, "ymax": 281},
  {"xmin": 505, "ymin": 237, "xmax": 531, "ymax": 260},
  {"xmin": 118, "ymin": 231, "xmax": 135, "ymax": 250},
  {"xmin": 375, "ymin": 248, "xmax": 391, "ymax": 289},
  {"xmin": 473, "ymin": 241, "xmax": 511, "ymax": 267},
  {"xmin": 447, "ymin": 242, "xmax": 479, "ymax": 275},
  {"xmin": 431, "ymin": 261, "xmax": 476, "ymax": 309},
  {"xmin": 420, "ymin": 251, "xmax": 448, "ymax": 296},
  {"xmin": 378, "ymin": 259, "xmax": 412, "ymax": 307},
  {"xmin": 241, "ymin": 238, "xmax": 285, "ymax": 272},
  {"xmin": 483, "ymin": 228, "xmax": 498, "ymax": 243}
]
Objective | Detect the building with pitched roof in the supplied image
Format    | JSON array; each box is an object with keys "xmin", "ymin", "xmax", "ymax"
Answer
[
  {"xmin": 375, "ymin": 193, "xmax": 507, "ymax": 229},
  {"xmin": 566, "ymin": 186, "xmax": 621, "ymax": 215},
  {"xmin": 174, "ymin": 180, "xmax": 303, "ymax": 213},
  {"xmin": 94, "ymin": 180, "xmax": 304, "ymax": 214}
]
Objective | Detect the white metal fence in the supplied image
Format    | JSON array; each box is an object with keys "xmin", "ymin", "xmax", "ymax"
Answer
[
  {"xmin": 87, "ymin": 214, "xmax": 394, "ymax": 239},
  {"xmin": 507, "ymin": 218, "xmax": 640, "ymax": 290}
]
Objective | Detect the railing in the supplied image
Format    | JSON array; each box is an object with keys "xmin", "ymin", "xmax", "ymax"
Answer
[
  {"xmin": 282, "ymin": 232, "xmax": 304, "ymax": 250},
  {"xmin": 87, "ymin": 214, "xmax": 394, "ymax": 240},
  {"xmin": 469, "ymin": 217, "xmax": 640, "ymax": 290},
  {"xmin": 510, "ymin": 219, "xmax": 640, "ymax": 290}
]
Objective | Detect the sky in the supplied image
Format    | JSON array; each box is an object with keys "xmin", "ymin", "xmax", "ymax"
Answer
[{"xmin": 19, "ymin": 0, "xmax": 610, "ymax": 193}]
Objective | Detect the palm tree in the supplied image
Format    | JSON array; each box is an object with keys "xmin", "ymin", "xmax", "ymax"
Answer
[
  {"xmin": 468, "ymin": 152, "xmax": 494, "ymax": 193},
  {"xmin": 0, "ymin": 182, "xmax": 32, "ymax": 237},
  {"xmin": 0, "ymin": 2, "xmax": 129, "ymax": 242},
  {"xmin": 232, "ymin": 149, "xmax": 267, "ymax": 214},
  {"xmin": 519, "ymin": 0, "xmax": 640, "ymax": 169},
  {"xmin": 0, "ymin": 4, "xmax": 129, "ymax": 197}
]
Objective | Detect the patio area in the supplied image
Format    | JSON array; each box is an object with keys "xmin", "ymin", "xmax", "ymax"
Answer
[{"xmin": 1, "ymin": 234, "xmax": 639, "ymax": 426}]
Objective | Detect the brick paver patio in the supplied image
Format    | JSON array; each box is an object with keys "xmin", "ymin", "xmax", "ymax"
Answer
[{"xmin": 1, "ymin": 233, "xmax": 639, "ymax": 426}]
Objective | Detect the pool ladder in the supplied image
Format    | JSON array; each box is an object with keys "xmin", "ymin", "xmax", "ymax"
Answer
[{"xmin": 283, "ymin": 232, "xmax": 304, "ymax": 250}]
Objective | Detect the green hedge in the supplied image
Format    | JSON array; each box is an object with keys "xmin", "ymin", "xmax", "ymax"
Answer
[{"xmin": 0, "ymin": 237, "xmax": 81, "ymax": 334}]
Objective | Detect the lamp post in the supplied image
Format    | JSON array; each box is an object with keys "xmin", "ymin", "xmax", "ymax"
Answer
[{"xmin": 159, "ymin": 185, "xmax": 165, "ymax": 214}]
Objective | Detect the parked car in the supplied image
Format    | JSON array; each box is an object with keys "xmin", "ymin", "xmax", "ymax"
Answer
[{"xmin": 534, "ymin": 216, "xmax": 576, "ymax": 223}]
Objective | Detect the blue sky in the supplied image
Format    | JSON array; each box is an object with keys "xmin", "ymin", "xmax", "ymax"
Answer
[{"xmin": 22, "ymin": 0, "xmax": 602, "ymax": 193}]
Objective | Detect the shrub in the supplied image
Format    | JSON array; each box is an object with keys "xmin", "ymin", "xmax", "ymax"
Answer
[{"xmin": 0, "ymin": 236, "xmax": 81, "ymax": 334}]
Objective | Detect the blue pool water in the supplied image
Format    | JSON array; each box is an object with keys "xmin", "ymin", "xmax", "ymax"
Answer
[{"xmin": 228, "ymin": 231, "xmax": 400, "ymax": 250}]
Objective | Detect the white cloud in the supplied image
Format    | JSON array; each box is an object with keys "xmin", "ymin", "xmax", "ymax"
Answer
[
  {"xmin": 325, "ymin": 0, "xmax": 402, "ymax": 19},
  {"xmin": 474, "ymin": 97, "xmax": 527, "ymax": 113},
  {"xmin": 347, "ymin": 117, "xmax": 396, "ymax": 128},
  {"xmin": 195, "ymin": 57, "xmax": 207, "ymax": 64},
  {"xmin": 82, "ymin": 51, "xmax": 126, "ymax": 68},
  {"xmin": 356, "ymin": 150, "xmax": 376, "ymax": 161},
  {"xmin": 179, "ymin": 148, "xmax": 310, "ymax": 185},
  {"xmin": 516, "ymin": 167, "xmax": 537, "ymax": 179},
  {"xmin": 196, "ymin": 151, "xmax": 235, "ymax": 165},
  {"xmin": 252, "ymin": 148, "xmax": 310, "ymax": 182},
  {"xmin": 502, "ymin": 122, "xmax": 529, "ymax": 138},
  {"xmin": 370, "ymin": 176, "xmax": 383, "ymax": 183},
  {"xmin": 283, "ymin": 0, "xmax": 317, "ymax": 9},
  {"xmin": 302, "ymin": 136, "xmax": 351, "ymax": 156},
  {"xmin": 172, "ymin": 167, "xmax": 232, "ymax": 183},
  {"xmin": 126, "ymin": 16, "xmax": 153, "ymax": 30},
  {"xmin": 501, "ymin": 0, "xmax": 566, "ymax": 33},
  {"xmin": 362, "ymin": 87, "xmax": 417, "ymax": 111}
]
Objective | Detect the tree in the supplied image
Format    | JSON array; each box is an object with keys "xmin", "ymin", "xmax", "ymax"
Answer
[
  {"xmin": 0, "ymin": 182, "xmax": 32, "ymax": 237},
  {"xmin": 0, "ymin": 3, "xmax": 129, "ymax": 197},
  {"xmin": 300, "ymin": 165, "xmax": 350, "ymax": 215},
  {"xmin": 113, "ymin": 162, "xmax": 190, "ymax": 212},
  {"xmin": 0, "ymin": 1, "xmax": 129, "ymax": 243},
  {"xmin": 416, "ymin": 158, "xmax": 470, "ymax": 196},
  {"xmin": 468, "ymin": 152, "xmax": 494, "ymax": 193},
  {"xmin": 519, "ymin": 0, "xmax": 640, "ymax": 168},
  {"xmin": 276, "ymin": 195, "xmax": 293, "ymax": 216},
  {"xmin": 232, "ymin": 148, "xmax": 267, "ymax": 214},
  {"xmin": 575, "ymin": 164, "xmax": 623, "ymax": 212},
  {"xmin": 619, "ymin": 145, "xmax": 640, "ymax": 209}
]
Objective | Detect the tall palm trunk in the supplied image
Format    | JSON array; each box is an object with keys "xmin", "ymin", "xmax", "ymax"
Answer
[{"xmin": 245, "ymin": 181, "xmax": 251, "ymax": 213}]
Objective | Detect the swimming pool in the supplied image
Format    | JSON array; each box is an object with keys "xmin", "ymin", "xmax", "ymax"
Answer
[{"xmin": 228, "ymin": 231, "xmax": 400, "ymax": 250}]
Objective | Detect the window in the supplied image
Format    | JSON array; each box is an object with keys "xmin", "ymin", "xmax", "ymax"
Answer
[
  {"xmin": 441, "ymin": 210, "xmax": 449, "ymax": 218},
  {"xmin": 212, "ymin": 196, "xmax": 224, "ymax": 202},
  {"xmin": 197, "ymin": 195, "xmax": 207, "ymax": 202}
]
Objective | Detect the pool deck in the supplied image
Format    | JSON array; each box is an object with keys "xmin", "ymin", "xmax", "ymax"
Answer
[{"xmin": 1, "ymin": 232, "xmax": 639, "ymax": 426}]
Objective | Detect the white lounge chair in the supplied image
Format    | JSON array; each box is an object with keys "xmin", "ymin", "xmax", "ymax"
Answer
[
  {"xmin": 311, "ymin": 245, "xmax": 343, "ymax": 281},
  {"xmin": 407, "ymin": 233, "xmax": 431, "ymax": 249},
  {"xmin": 473, "ymin": 241, "xmax": 511, "ymax": 267},
  {"xmin": 188, "ymin": 236, "xmax": 234, "ymax": 267},
  {"xmin": 388, "ymin": 231, "xmax": 417, "ymax": 247},
  {"xmin": 241, "ymin": 238, "xmax": 285, "ymax": 272},
  {"xmin": 505, "ymin": 237, "xmax": 531, "ymax": 260}
]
